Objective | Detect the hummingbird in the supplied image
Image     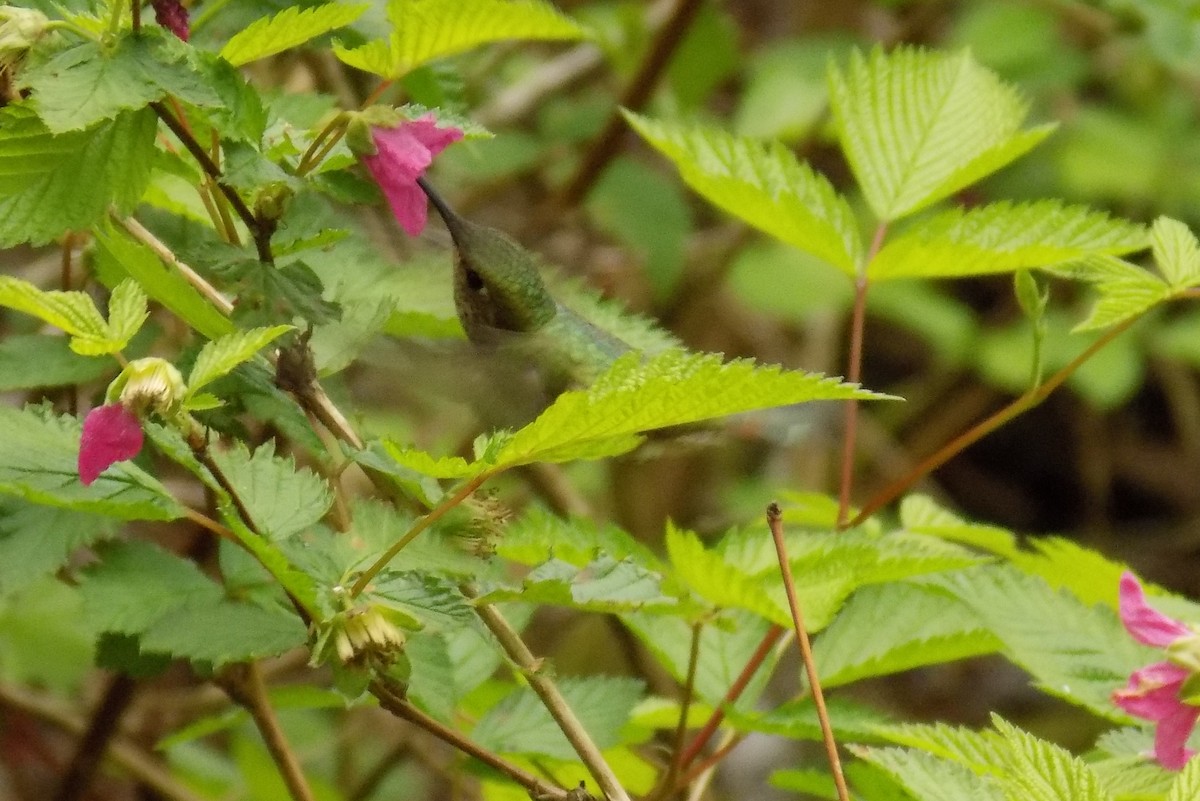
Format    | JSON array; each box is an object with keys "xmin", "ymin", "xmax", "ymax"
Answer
[{"xmin": 417, "ymin": 177, "xmax": 632, "ymax": 396}]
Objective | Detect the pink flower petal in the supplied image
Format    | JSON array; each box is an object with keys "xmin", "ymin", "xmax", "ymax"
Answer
[
  {"xmin": 361, "ymin": 117, "xmax": 463, "ymax": 237},
  {"xmin": 78, "ymin": 404, "xmax": 144, "ymax": 485},
  {"xmin": 1119, "ymin": 572, "xmax": 1191, "ymax": 647},
  {"xmin": 1114, "ymin": 662, "xmax": 1190, "ymax": 720},
  {"xmin": 1154, "ymin": 703, "xmax": 1200, "ymax": 770}
]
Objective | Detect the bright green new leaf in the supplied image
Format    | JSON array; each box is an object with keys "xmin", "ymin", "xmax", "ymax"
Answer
[
  {"xmin": 101, "ymin": 279, "xmax": 149, "ymax": 353},
  {"xmin": 472, "ymin": 676, "xmax": 643, "ymax": 759},
  {"xmin": 626, "ymin": 112, "xmax": 862, "ymax": 275},
  {"xmin": 187, "ymin": 325, "xmax": 293, "ymax": 398},
  {"xmin": 334, "ymin": 0, "xmax": 585, "ymax": 78},
  {"xmin": 813, "ymin": 582, "xmax": 1000, "ymax": 688},
  {"xmin": 0, "ymin": 276, "xmax": 107, "ymax": 350},
  {"xmin": 381, "ymin": 442, "xmax": 478, "ymax": 479},
  {"xmin": 221, "ymin": 3, "xmax": 370, "ymax": 66},
  {"xmin": 1167, "ymin": 758, "xmax": 1200, "ymax": 801},
  {"xmin": 666, "ymin": 524, "xmax": 786, "ymax": 624},
  {"xmin": 492, "ymin": 350, "xmax": 882, "ymax": 468},
  {"xmin": 91, "ymin": 222, "xmax": 236, "ymax": 341},
  {"xmin": 1150, "ymin": 216, "xmax": 1200, "ymax": 288},
  {"xmin": 855, "ymin": 745, "xmax": 1006, "ymax": 801},
  {"xmin": 829, "ymin": 47, "xmax": 1054, "ymax": 221},
  {"xmin": 869, "ymin": 201, "xmax": 1147, "ymax": 280},
  {"xmin": 0, "ymin": 105, "xmax": 157, "ymax": 247},
  {"xmin": 209, "ymin": 442, "xmax": 332, "ymax": 541},
  {"xmin": 928, "ymin": 565, "xmax": 1149, "ymax": 718},
  {"xmin": 20, "ymin": 31, "xmax": 221, "ymax": 133},
  {"xmin": 991, "ymin": 717, "xmax": 1108, "ymax": 801},
  {"xmin": 1048, "ymin": 255, "xmax": 1169, "ymax": 331}
]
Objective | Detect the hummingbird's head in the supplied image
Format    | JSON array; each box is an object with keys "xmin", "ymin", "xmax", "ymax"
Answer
[{"xmin": 419, "ymin": 179, "xmax": 557, "ymax": 340}]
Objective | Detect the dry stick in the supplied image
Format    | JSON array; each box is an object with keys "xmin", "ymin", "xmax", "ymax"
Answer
[
  {"xmin": 767, "ymin": 503, "xmax": 851, "ymax": 801},
  {"xmin": 676, "ymin": 625, "xmax": 785, "ymax": 770},
  {"xmin": 470, "ymin": 593, "xmax": 633, "ymax": 801},
  {"xmin": 219, "ymin": 663, "xmax": 317, "ymax": 801},
  {"xmin": 558, "ymin": 0, "xmax": 705, "ymax": 207},
  {"xmin": 847, "ymin": 313, "xmax": 1142, "ymax": 528},
  {"xmin": 0, "ymin": 682, "xmax": 208, "ymax": 801},
  {"xmin": 371, "ymin": 680, "xmax": 567, "ymax": 800},
  {"xmin": 52, "ymin": 674, "xmax": 139, "ymax": 801},
  {"xmin": 836, "ymin": 223, "xmax": 887, "ymax": 528}
]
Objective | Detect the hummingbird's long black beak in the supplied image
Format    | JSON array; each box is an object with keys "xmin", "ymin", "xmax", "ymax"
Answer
[{"xmin": 417, "ymin": 176, "xmax": 464, "ymax": 240}]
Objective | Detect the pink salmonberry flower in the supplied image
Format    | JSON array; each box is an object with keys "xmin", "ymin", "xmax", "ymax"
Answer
[
  {"xmin": 78, "ymin": 404, "xmax": 144, "ymax": 485},
  {"xmin": 361, "ymin": 116, "xmax": 462, "ymax": 236},
  {"xmin": 151, "ymin": 0, "xmax": 189, "ymax": 41},
  {"xmin": 1112, "ymin": 571, "xmax": 1200, "ymax": 770}
]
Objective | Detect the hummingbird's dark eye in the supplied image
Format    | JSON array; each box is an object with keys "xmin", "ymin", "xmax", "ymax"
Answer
[{"xmin": 464, "ymin": 268, "xmax": 485, "ymax": 291}]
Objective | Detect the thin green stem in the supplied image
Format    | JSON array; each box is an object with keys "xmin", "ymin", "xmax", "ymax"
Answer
[
  {"xmin": 768, "ymin": 503, "xmax": 850, "ymax": 801},
  {"xmin": 848, "ymin": 313, "xmax": 1142, "ymax": 527},
  {"xmin": 656, "ymin": 622, "xmax": 702, "ymax": 799},
  {"xmin": 350, "ymin": 470, "xmax": 497, "ymax": 597},
  {"xmin": 836, "ymin": 223, "xmax": 887, "ymax": 529},
  {"xmin": 296, "ymin": 116, "xmax": 349, "ymax": 176},
  {"xmin": 130, "ymin": 0, "xmax": 140, "ymax": 34}
]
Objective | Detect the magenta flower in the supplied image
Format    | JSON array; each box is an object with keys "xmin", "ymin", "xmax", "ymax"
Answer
[
  {"xmin": 360, "ymin": 117, "xmax": 462, "ymax": 236},
  {"xmin": 1112, "ymin": 571, "xmax": 1200, "ymax": 770},
  {"xmin": 78, "ymin": 404, "xmax": 144, "ymax": 485},
  {"xmin": 151, "ymin": 0, "xmax": 189, "ymax": 41}
]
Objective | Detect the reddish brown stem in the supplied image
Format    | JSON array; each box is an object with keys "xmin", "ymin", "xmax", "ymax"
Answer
[
  {"xmin": 677, "ymin": 625, "xmax": 784, "ymax": 770},
  {"xmin": 848, "ymin": 313, "xmax": 1141, "ymax": 527},
  {"xmin": 768, "ymin": 503, "xmax": 850, "ymax": 801}
]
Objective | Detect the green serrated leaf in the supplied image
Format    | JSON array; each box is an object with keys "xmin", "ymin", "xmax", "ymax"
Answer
[
  {"xmin": 141, "ymin": 599, "xmax": 307, "ymax": 666},
  {"xmin": 829, "ymin": 47, "xmax": 1054, "ymax": 221},
  {"xmin": 854, "ymin": 745, "xmax": 1006, "ymax": 801},
  {"xmin": 472, "ymin": 676, "xmax": 643, "ymax": 759},
  {"xmin": 381, "ymin": 441, "xmax": 478, "ymax": 479},
  {"xmin": 0, "ymin": 104, "xmax": 157, "ymax": 247},
  {"xmin": 626, "ymin": 112, "xmax": 861, "ymax": 275},
  {"xmin": 1150, "ymin": 216, "xmax": 1200, "ymax": 288},
  {"xmin": 209, "ymin": 441, "xmax": 331, "ymax": 541},
  {"xmin": 221, "ymin": 3, "xmax": 370, "ymax": 66},
  {"xmin": 0, "ymin": 334, "xmax": 112, "ymax": 392},
  {"xmin": 103, "ymin": 279, "xmax": 149, "ymax": 351},
  {"xmin": 0, "ymin": 275, "xmax": 107, "ymax": 345},
  {"xmin": 1051, "ymin": 255, "xmax": 1170, "ymax": 331},
  {"xmin": 477, "ymin": 554, "xmax": 680, "ymax": 614},
  {"xmin": 928, "ymin": 564, "xmax": 1149, "ymax": 719},
  {"xmin": 20, "ymin": 31, "xmax": 220, "ymax": 133},
  {"xmin": 0, "ymin": 405, "xmax": 181, "ymax": 521},
  {"xmin": 333, "ymin": 0, "xmax": 586, "ymax": 79},
  {"xmin": 187, "ymin": 325, "xmax": 292, "ymax": 398},
  {"xmin": 814, "ymin": 581, "xmax": 1000, "ymax": 687},
  {"xmin": 869, "ymin": 201, "xmax": 1147, "ymax": 280},
  {"xmin": 81, "ymin": 540, "xmax": 222, "ymax": 635},
  {"xmin": 666, "ymin": 524, "xmax": 785, "ymax": 623},
  {"xmin": 0, "ymin": 499, "xmax": 119, "ymax": 599},
  {"xmin": 1167, "ymin": 756, "xmax": 1200, "ymax": 801},
  {"xmin": 991, "ymin": 717, "xmax": 1108, "ymax": 801},
  {"xmin": 492, "ymin": 350, "xmax": 882, "ymax": 468}
]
